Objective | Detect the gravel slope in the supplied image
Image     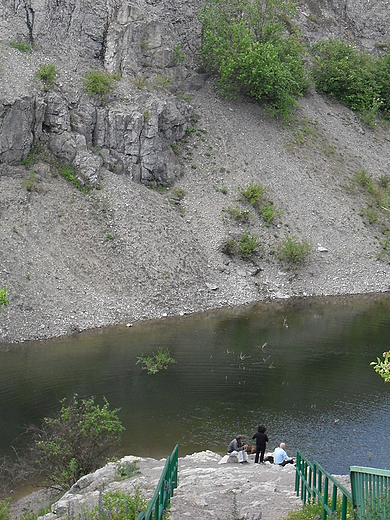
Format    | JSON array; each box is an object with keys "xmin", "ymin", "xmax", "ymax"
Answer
[{"xmin": 1, "ymin": 78, "xmax": 390, "ymax": 343}]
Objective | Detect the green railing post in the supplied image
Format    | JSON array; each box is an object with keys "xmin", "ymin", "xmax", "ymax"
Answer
[
  {"xmin": 295, "ymin": 451, "xmax": 353, "ymax": 520},
  {"xmin": 135, "ymin": 445, "xmax": 178, "ymax": 520},
  {"xmin": 350, "ymin": 465, "xmax": 390, "ymax": 520}
]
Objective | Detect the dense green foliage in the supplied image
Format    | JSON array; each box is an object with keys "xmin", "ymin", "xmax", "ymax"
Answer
[
  {"xmin": 198, "ymin": 0, "xmax": 308, "ymax": 117},
  {"xmin": 311, "ymin": 39, "xmax": 390, "ymax": 120},
  {"xmin": 0, "ymin": 288, "xmax": 9, "ymax": 313},
  {"xmin": 28, "ymin": 395, "xmax": 124, "ymax": 490}
]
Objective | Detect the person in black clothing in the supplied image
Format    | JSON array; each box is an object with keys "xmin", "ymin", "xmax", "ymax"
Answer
[{"xmin": 252, "ymin": 425, "xmax": 269, "ymax": 464}]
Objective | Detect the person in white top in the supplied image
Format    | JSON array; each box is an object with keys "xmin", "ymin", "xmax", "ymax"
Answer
[{"xmin": 274, "ymin": 443, "xmax": 294, "ymax": 466}]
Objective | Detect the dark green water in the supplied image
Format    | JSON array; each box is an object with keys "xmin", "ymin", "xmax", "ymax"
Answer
[{"xmin": 1, "ymin": 294, "xmax": 389, "ymax": 475}]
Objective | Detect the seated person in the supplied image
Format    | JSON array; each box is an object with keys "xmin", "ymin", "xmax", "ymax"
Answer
[
  {"xmin": 227, "ymin": 434, "xmax": 249, "ymax": 463},
  {"xmin": 274, "ymin": 442, "xmax": 294, "ymax": 466}
]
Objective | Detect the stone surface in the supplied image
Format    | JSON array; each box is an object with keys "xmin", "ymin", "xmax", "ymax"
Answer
[{"xmin": 10, "ymin": 452, "xmax": 307, "ymax": 520}]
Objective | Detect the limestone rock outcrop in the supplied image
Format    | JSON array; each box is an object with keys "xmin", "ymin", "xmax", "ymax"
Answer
[
  {"xmin": 2, "ymin": 0, "xmax": 390, "ymax": 186},
  {"xmin": 1, "ymin": 0, "xmax": 201, "ymax": 185}
]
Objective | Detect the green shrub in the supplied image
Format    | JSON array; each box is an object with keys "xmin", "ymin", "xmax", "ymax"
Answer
[
  {"xmin": 83, "ymin": 70, "xmax": 119, "ymax": 98},
  {"xmin": 261, "ymin": 200, "xmax": 283, "ymax": 226},
  {"xmin": 22, "ymin": 170, "xmax": 36, "ymax": 192},
  {"xmin": 360, "ymin": 206, "xmax": 379, "ymax": 224},
  {"xmin": 136, "ymin": 348, "xmax": 176, "ymax": 375},
  {"xmin": 238, "ymin": 230, "xmax": 261, "ymax": 257},
  {"xmin": 371, "ymin": 350, "xmax": 390, "ymax": 383},
  {"xmin": 310, "ymin": 39, "xmax": 390, "ymax": 120},
  {"xmin": 173, "ymin": 43, "xmax": 185, "ymax": 65},
  {"xmin": 221, "ymin": 237, "xmax": 237, "ymax": 255},
  {"xmin": 0, "ymin": 497, "xmax": 10, "ymax": 520},
  {"xmin": 26, "ymin": 395, "xmax": 124, "ymax": 490},
  {"xmin": 198, "ymin": 0, "xmax": 308, "ymax": 118},
  {"xmin": 238, "ymin": 181, "xmax": 266, "ymax": 207},
  {"xmin": 375, "ymin": 54, "xmax": 390, "ymax": 118},
  {"xmin": 116, "ymin": 460, "xmax": 140, "ymax": 480},
  {"xmin": 97, "ymin": 489, "xmax": 147, "ymax": 520},
  {"xmin": 21, "ymin": 148, "xmax": 43, "ymax": 167},
  {"xmin": 10, "ymin": 41, "xmax": 34, "ymax": 52},
  {"xmin": 0, "ymin": 288, "xmax": 9, "ymax": 313},
  {"xmin": 58, "ymin": 163, "xmax": 92, "ymax": 193},
  {"xmin": 36, "ymin": 63, "xmax": 58, "ymax": 88},
  {"xmin": 278, "ymin": 235, "xmax": 312, "ymax": 266},
  {"xmin": 354, "ymin": 169, "xmax": 377, "ymax": 195},
  {"xmin": 225, "ymin": 205, "xmax": 251, "ymax": 222}
]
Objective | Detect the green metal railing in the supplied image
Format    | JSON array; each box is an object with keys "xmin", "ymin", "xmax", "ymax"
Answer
[
  {"xmin": 295, "ymin": 449, "xmax": 353, "ymax": 520},
  {"xmin": 136, "ymin": 444, "xmax": 178, "ymax": 520},
  {"xmin": 350, "ymin": 465, "xmax": 390, "ymax": 520}
]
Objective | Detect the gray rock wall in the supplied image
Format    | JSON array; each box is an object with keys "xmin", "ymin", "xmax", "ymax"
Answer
[
  {"xmin": 0, "ymin": 0, "xmax": 199, "ymax": 185},
  {"xmin": 2, "ymin": 0, "xmax": 390, "ymax": 186}
]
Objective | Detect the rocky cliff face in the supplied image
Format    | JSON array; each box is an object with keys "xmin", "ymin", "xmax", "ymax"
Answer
[
  {"xmin": 0, "ymin": 0, "xmax": 207, "ymax": 186},
  {"xmin": 1, "ymin": 0, "xmax": 390, "ymax": 186}
]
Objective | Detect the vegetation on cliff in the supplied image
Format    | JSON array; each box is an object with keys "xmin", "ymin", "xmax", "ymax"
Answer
[{"xmin": 198, "ymin": 0, "xmax": 308, "ymax": 118}]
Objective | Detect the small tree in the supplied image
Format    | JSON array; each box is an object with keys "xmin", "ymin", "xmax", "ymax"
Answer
[
  {"xmin": 371, "ymin": 351, "xmax": 390, "ymax": 383},
  {"xmin": 0, "ymin": 287, "xmax": 9, "ymax": 312},
  {"xmin": 26, "ymin": 395, "xmax": 125, "ymax": 490},
  {"xmin": 198, "ymin": 0, "xmax": 308, "ymax": 118}
]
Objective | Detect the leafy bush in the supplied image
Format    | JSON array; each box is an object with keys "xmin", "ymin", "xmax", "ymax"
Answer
[
  {"xmin": 116, "ymin": 461, "xmax": 140, "ymax": 480},
  {"xmin": 36, "ymin": 63, "xmax": 58, "ymax": 88},
  {"xmin": 0, "ymin": 498, "xmax": 10, "ymax": 520},
  {"xmin": 26, "ymin": 395, "xmax": 124, "ymax": 490},
  {"xmin": 238, "ymin": 231, "xmax": 261, "ymax": 257},
  {"xmin": 198, "ymin": 0, "xmax": 308, "ymax": 117},
  {"xmin": 375, "ymin": 54, "xmax": 390, "ymax": 118},
  {"xmin": 311, "ymin": 39, "xmax": 390, "ymax": 120},
  {"xmin": 173, "ymin": 43, "xmax": 185, "ymax": 64},
  {"xmin": 21, "ymin": 147, "xmax": 43, "ymax": 167},
  {"xmin": 136, "ymin": 348, "xmax": 176, "ymax": 375},
  {"xmin": 283, "ymin": 497, "xmax": 354, "ymax": 520},
  {"xmin": 360, "ymin": 206, "xmax": 378, "ymax": 224},
  {"xmin": 83, "ymin": 70, "xmax": 119, "ymax": 98},
  {"xmin": 278, "ymin": 235, "xmax": 312, "ymax": 266}
]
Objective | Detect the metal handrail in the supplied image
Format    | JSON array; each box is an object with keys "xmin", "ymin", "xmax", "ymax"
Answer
[
  {"xmin": 136, "ymin": 444, "xmax": 178, "ymax": 520},
  {"xmin": 350, "ymin": 465, "xmax": 390, "ymax": 520},
  {"xmin": 295, "ymin": 449, "xmax": 352, "ymax": 520}
]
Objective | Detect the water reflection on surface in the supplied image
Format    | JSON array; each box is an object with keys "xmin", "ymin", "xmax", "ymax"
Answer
[{"xmin": 0, "ymin": 294, "xmax": 389, "ymax": 475}]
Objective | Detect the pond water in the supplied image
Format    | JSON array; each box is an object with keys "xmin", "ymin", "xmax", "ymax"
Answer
[{"xmin": 0, "ymin": 294, "xmax": 390, "ymax": 476}]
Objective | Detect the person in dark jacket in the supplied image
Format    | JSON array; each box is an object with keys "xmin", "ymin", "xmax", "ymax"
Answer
[
  {"xmin": 252, "ymin": 425, "xmax": 269, "ymax": 463},
  {"xmin": 227, "ymin": 434, "xmax": 249, "ymax": 463}
]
